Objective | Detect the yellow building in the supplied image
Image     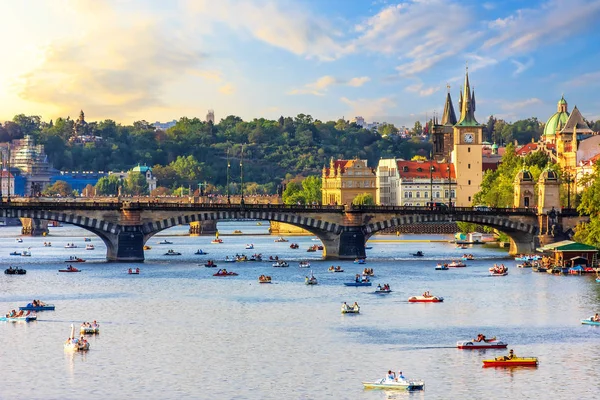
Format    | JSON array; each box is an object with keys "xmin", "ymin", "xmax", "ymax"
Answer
[
  {"xmin": 451, "ymin": 70, "xmax": 483, "ymax": 206},
  {"xmin": 541, "ymin": 96, "xmax": 593, "ymax": 172},
  {"xmin": 322, "ymin": 158, "xmax": 377, "ymax": 205}
]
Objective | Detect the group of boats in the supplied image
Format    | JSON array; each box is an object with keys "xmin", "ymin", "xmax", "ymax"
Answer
[
  {"xmin": 5, "ymin": 266, "xmax": 26, "ymax": 275},
  {"xmin": 435, "ymin": 260, "xmax": 466, "ymax": 270}
]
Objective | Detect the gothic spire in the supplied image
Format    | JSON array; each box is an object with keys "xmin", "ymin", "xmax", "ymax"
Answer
[
  {"xmin": 456, "ymin": 68, "xmax": 480, "ymax": 126},
  {"xmin": 441, "ymin": 88, "xmax": 457, "ymax": 126}
]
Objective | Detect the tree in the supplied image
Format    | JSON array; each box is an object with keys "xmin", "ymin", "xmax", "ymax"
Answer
[
  {"xmin": 42, "ymin": 180, "xmax": 72, "ymax": 197},
  {"xmin": 282, "ymin": 181, "xmax": 304, "ymax": 204},
  {"xmin": 124, "ymin": 172, "xmax": 149, "ymax": 195},
  {"xmin": 352, "ymin": 193, "xmax": 374, "ymax": 205},
  {"xmin": 411, "ymin": 155, "xmax": 428, "ymax": 161},
  {"xmin": 82, "ymin": 184, "xmax": 95, "ymax": 197},
  {"xmin": 412, "ymin": 121, "xmax": 423, "ymax": 136},
  {"xmin": 95, "ymin": 175, "xmax": 121, "ymax": 196}
]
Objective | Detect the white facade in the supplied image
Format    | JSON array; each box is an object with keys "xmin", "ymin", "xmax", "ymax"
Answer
[
  {"xmin": 0, "ymin": 170, "xmax": 15, "ymax": 196},
  {"xmin": 376, "ymin": 159, "xmax": 456, "ymax": 206}
]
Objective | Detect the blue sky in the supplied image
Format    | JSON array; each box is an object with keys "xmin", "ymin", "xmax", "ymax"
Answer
[{"xmin": 1, "ymin": 0, "xmax": 599, "ymax": 127}]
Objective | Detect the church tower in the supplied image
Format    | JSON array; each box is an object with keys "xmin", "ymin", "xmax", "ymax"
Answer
[
  {"xmin": 432, "ymin": 86, "xmax": 457, "ymax": 162},
  {"xmin": 452, "ymin": 69, "xmax": 483, "ymax": 206}
]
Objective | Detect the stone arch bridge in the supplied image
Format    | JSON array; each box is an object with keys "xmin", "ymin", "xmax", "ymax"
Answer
[{"xmin": 0, "ymin": 200, "xmax": 584, "ymax": 262}]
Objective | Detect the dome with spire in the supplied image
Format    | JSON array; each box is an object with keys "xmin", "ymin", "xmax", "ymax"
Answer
[
  {"xmin": 539, "ymin": 167, "xmax": 558, "ymax": 182},
  {"xmin": 543, "ymin": 96, "xmax": 570, "ymax": 138},
  {"xmin": 515, "ymin": 168, "xmax": 533, "ymax": 182}
]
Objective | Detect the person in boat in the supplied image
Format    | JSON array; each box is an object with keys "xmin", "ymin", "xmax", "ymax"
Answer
[
  {"xmin": 377, "ymin": 284, "xmax": 382, "ymax": 291},
  {"xmin": 355, "ymin": 274, "xmax": 360, "ymax": 283},
  {"xmin": 593, "ymin": 313, "xmax": 600, "ymax": 322},
  {"xmin": 387, "ymin": 370, "xmax": 396, "ymax": 381},
  {"xmin": 15, "ymin": 310, "xmax": 24, "ymax": 317},
  {"xmin": 423, "ymin": 291, "xmax": 431, "ymax": 298},
  {"xmin": 397, "ymin": 371, "xmax": 405, "ymax": 381},
  {"xmin": 505, "ymin": 349, "xmax": 515, "ymax": 360},
  {"xmin": 353, "ymin": 302, "xmax": 359, "ymax": 311}
]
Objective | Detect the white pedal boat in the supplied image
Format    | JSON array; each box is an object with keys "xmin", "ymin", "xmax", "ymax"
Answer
[
  {"xmin": 362, "ymin": 377, "xmax": 425, "ymax": 391},
  {"xmin": 456, "ymin": 338, "xmax": 507, "ymax": 349}
]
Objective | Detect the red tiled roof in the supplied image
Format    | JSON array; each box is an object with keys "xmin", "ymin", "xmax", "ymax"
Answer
[
  {"xmin": 0, "ymin": 171, "xmax": 13, "ymax": 178},
  {"xmin": 515, "ymin": 142, "xmax": 538, "ymax": 156},
  {"xmin": 396, "ymin": 160, "xmax": 455, "ymax": 179}
]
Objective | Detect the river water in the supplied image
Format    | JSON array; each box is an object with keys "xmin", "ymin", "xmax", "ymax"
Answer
[{"xmin": 1, "ymin": 221, "xmax": 599, "ymax": 400}]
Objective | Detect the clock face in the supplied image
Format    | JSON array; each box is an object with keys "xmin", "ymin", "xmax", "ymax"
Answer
[{"xmin": 464, "ymin": 133, "xmax": 474, "ymax": 143}]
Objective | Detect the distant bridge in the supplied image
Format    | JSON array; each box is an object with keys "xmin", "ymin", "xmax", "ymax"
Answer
[{"xmin": 0, "ymin": 199, "xmax": 586, "ymax": 262}]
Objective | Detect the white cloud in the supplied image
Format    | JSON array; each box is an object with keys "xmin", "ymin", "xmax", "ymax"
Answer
[
  {"xmin": 565, "ymin": 71, "xmax": 600, "ymax": 87},
  {"xmin": 219, "ymin": 83, "xmax": 235, "ymax": 95},
  {"xmin": 483, "ymin": 0, "xmax": 600, "ymax": 56},
  {"xmin": 340, "ymin": 96, "xmax": 396, "ymax": 119},
  {"xmin": 500, "ymin": 98, "xmax": 542, "ymax": 110},
  {"xmin": 510, "ymin": 58, "xmax": 534, "ymax": 76},
  {"xmin": 186, "ymin": 0, "xmax": 349, "ymax": 61},
  {"xmin": 289, "ymin": 75, "xmax": 371, "ymax": 96},
  {"xmin": 347, "ymin": 76, "xmax": 371, "ymax": 87},
  {"xmin": 405, "ymin": 81, "xmax": 440, "ymax": 97},
  {"xmin": 354, "ymin": 0, "xmax": 481, "ymax": 76}
]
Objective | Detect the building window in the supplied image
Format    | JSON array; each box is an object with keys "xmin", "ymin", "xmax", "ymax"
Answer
[
  {"xmin": 451, "ymin": 190, "xmax": 455, "ymax": 197},
  {"xmin": 416, "ymin": 192, "xmax": 420, "ymax": 198},
  {"xmin": 435, "ymin": 191, "xmax": 440, "ymax": 198},
  {"xmin": 524, "ymin": 197, "xmax": 530, "ymax": 207},
  {"xmin": 468, "ymin": 180, "xmax": 471, "ymax": 185},
  {"xmin": 468, "ymin": 196, "xmax": 471, "ymax": 202},
  {"xmin": 468, "ymin": 164, "xmax": 471, "ymax": 169},
  {"xmin": 408, "ymin": 192, "xmax": 413, "ymax": 198},
  {"xmin": 468, "ymin": 147, "xmax": 471, "ymax": 153}
]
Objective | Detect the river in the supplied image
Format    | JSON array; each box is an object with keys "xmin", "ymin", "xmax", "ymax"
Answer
[{"xmin": 1, "ymin": 221, "xmax": 599, "ymax": 399}]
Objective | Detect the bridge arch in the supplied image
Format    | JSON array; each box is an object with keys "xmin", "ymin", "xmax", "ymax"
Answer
[{"xmin": 364, "ymin": 213, "xmax": 539, "ymax": 254}]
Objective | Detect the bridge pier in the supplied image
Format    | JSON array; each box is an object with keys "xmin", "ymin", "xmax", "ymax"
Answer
[
  {"xmin": 507, "ymin": 231, "xmax": 536, "ymax": 255},
  {"xmin": 104, "ymin": 226, "xmax": 145, "ymax": 262},
  {"xmin": 189, "ymin": 220, "xmax": 218, "ymax": 236},
  {"xmin": 319, "ymin": 228, "xmax": 366, "ymax": 260},
  {"xmin": 20, "ymin": 218, "xmax": 49, "ymax": 236}
]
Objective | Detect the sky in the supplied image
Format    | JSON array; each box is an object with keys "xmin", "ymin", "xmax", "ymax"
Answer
[{"xmin": 1, "ymin": 0, "xmax": 600, "ymax": 128}]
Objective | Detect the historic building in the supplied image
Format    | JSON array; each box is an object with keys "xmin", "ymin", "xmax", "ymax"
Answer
[
  {"xmin": 9, "ymin": 135, "xmax": 54, "ymax": 195},
  {"xmin": 321, "ymin": 158, "xmax": 376, "ymax": 205},
  {"xmin": 451, "ymin": 70, "xmax": 484, "ymax": 206},
  {"xmin": 431, "ymin": 88, "xmax": 457, "ymax": 162},
  {"xmin": 110, "ymin": 164, "xmax": 157, "ymax": 193},
  {"xmin": 376, "ymin": 159, "xmax": 455, "ymax": 206},
  {"xmin": 513, "ymin": 169, "xmax": 535, "ymax": 208},
  {"xmin": 541, "ymin": 96, "xmax": 593, "ymax": 171}
]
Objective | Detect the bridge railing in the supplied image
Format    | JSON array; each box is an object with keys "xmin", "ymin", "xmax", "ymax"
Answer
[{"xmin": 351, "ymin": 205, "xmax": 538, "ymax": 215}]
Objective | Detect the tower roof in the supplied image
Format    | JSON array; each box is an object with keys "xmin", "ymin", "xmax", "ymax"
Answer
[
  {"xmin": 441, "ymin": 92, "xmax": 457, "ymax": 125},
  {"xmin": 455, "ymin": 70, "xmax": 480, "ymax": 127}
]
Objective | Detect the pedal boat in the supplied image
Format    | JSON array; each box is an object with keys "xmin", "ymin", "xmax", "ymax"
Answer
[
  {"xmin": 213, "ymin": 271, "xmax": 238, "ymax": 276},
  {"xmin": 0, "ymin": 314, "xmax": 37, "ymax": 322},
  {"xmin": 448, "ymin": 261, "xmax": 466, "ymax": 268},
  {"xmin": 341, "ymin": 304, "xmax": 360, "ymax": 314},
  {"xmin": 374, "ymin": 288, "xmax": 392, "ymax": 294},
  {"xmin": 81, "ymin": 325, "xmax": 100, "ymax": 334},
  {"xmin": 362, "ymin": 378, "xmax": 425, "ymax": 391},
  {"xmin": 457, "ymin": 338, "xmax": 507, "ymax": 349},
  {"xmin": 482, "ymin": 357, "xmax": 538, "ymax": 367},
  {"xmin": 19, "ymin": 304, "xmax": 55, "ymax": 311},
  {"xmin": 408, "ymin": 295, "xmax": 443, "ymax": 303},
  {"xmin": 258, "ymin": 276, "xmax": 272, "ymax": 283},
  {"xmin": 581, "ymin": 317, "xmax": 600, "ymax": 326},
  {"xmin": 344, "ymin": 281, "xmax": 372, "ymax": 287}
]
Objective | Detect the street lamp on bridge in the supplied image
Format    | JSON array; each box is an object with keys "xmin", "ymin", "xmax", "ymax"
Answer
[
  {"xmin": 565, "ymin": 172, "xmax": 573, "ymax": 210},
  {"xmin": 226, "ymin": 149, "xmax": 231, "ymax": 204},
  {"xmin": 240, "ymin": 144, "xmax": 245, "ymax": 206},
  {"xmin": 446, "ymin": 165, "xmax": 451, "ymax": 208}
]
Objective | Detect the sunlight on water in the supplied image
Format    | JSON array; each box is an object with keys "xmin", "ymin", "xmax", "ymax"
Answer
[{"xmin": 1, "ymin": 222, "xmax": 599, "ymax": 399}]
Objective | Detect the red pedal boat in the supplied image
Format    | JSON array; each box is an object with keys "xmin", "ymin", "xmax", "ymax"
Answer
[
  {"xmin": 213, "ymin": 270, "xmax": 238, "ymax": 276},
  {"xmin": 457, "ymin": 337, "xmax": 507, "ymax": 349}
]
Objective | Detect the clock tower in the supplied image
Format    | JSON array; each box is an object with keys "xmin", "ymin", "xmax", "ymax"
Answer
[{"xmin": 452, "ymin": 69, "xmax": 483, "ymax": 206}]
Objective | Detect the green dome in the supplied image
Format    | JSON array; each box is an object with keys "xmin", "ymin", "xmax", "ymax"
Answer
[
  {"xmin": 543, "ymin": 110, "xmax": 569, "ymax": 138},
  {"xmin": 515, "ymin": 169, "xmax": 533, "ymax": 182},
  {"xmin": 491, "ymin": 143, "xmax": 498, "ymax": 150}
]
